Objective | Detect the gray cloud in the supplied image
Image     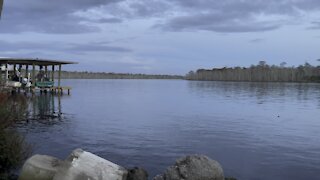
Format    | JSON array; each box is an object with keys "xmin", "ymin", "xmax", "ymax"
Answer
[
  {"xmin": 0, "ymin": 40, "xmax": 132, "ymax": 54},
  {"xmin": 0, "ymin": 40, "xmax": 58, "ymax": 51},
  {"xmin": 249, "ymin": 38, "xmax": 265, "ymax": 43},
  {"xmin": 308, "ymin": 21, "xmax": 320, "ymax": 30},
  {"xmin": 157, "ymin": 13, "xmax": 280, "ymax": 33},
  {"xmin": 96, "ymin": 17, "xmax": 123, "ymax": 23},
  {"xmin": 67, "ymin": 42, "xmax": 132, "ymax": 53},
  {"xmin": 1, "ymin": 0, "xmax": 320, "ymax": 34},
  {"xmin": 155, "ymin": 0, "xmax": 320, "ymax": 33},
  {"xmin": 0, "ymin": 0, "xmax": 124, "ymax": 34}
]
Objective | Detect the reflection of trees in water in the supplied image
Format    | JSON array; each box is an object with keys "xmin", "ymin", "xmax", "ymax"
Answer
[
  {"xmin": 188, "ymin": 81, "xmax": 320, "ymax": 106},
  {"xmin": 26, "ymin": 94, "xmax": 63, "ymax": 124}
]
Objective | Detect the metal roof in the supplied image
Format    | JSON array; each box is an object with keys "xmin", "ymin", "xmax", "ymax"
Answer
[{"xmin": 0, "ymin": 57, "xmax": 77, "ymax": 65}]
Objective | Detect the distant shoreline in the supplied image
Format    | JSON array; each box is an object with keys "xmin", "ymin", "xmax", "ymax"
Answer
[
  {"xmin": 50, "ymin": 71, "xmax": 185, "ymax": 80},
  {"xmin": 186, "ymin": 62, "xmax": 320, "ymax": 83}
]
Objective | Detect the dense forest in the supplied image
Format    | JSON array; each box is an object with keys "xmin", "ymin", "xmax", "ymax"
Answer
[
  {"xmin": 186, "ymin": 61, "xmax": 320, "ymax": 82},
  {"xmin": 56, "ymin": 71, "xmax": 183, "ymax": 80}
]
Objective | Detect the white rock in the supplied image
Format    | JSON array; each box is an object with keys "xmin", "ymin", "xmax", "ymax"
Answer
[
  {"xmin": 53, "ymin": 149, "xmax": 128, "ymax": 180},
  {"xmin": 19, "ymin": 155, "xmax": 62, "ymax": 180}
]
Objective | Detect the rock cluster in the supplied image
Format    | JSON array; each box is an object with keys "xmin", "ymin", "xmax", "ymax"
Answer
[{"xmin": 19, "ymin": 149, "xmax": 224, "ymax": 180}]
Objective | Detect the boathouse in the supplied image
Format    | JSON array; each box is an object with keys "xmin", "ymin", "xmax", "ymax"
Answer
[{"xmin": 0, "ymin": 57, "xmax": 77, "ymax": 94}]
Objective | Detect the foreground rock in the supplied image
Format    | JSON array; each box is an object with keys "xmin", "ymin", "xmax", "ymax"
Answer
[
  {"xmin": 19, "ymin": 155, "xmax": 62, "ymax": 180},
  {"xmin": 19, "ymin": 150, "xmax": 225, "ymax": 180},
  {"xmin": 19, "ymin": 149, "xmax": 128, "ymax": 180},
  {"xmin": 54, "ymin": 149, "xmax": 128, "ymax": 180},
  {"xmin": 153, "ymin": 155, "xmax": 224, "ymax": 180}
]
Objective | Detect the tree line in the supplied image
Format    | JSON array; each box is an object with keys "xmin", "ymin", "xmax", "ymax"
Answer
[
  {"xmin": 186, "ymin": 61, "xmax": 320, "ymax": 82},
  {"xmin": 55, "ymin": 71, "xmax": 184, "ymax": 80}
]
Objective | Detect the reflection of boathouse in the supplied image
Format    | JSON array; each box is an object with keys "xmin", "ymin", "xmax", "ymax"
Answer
[
  {"xmin": 29, "ymin": 94, "xmax": 63, "ymax": 121},
  {"xmin": 0, "ymin": 58, "xmax": 77, "ymax": 94}
]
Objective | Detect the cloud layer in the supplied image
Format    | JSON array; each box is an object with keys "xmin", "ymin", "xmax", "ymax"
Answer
[{"xmin": 1, "ymin": 0, "xmax": 320, "ymax": 34}]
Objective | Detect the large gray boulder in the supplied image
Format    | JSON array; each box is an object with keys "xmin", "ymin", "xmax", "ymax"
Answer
[
  {"xmin": 153, "ymin": 155, "xmax": 224, "ymax": 180},
  {"xmin": 19, "ymin": 149, "xmax": 128, "ymax": 180},
  {"xmin": 19, "ymin": 155, "xmax": 62, "ymax": 180},
  {"xmin": 53, "ymin": 149, "xmax": 128, "ymax": 180}
]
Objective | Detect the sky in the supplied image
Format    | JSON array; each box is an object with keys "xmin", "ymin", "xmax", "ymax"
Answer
[{"xmin": 0, "ymin": 0, "xmax": 320, "ymax": 75}]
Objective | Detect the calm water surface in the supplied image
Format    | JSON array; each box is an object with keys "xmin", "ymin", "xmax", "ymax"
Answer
[{"xmin": 17, "ymin": 80, "xmax": 320, "ymax": 180}]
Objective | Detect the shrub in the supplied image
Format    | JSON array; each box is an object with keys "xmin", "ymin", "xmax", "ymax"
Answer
[{"xmin": 0, "ymin": 93, "xmax": 31, "ymax": 179}]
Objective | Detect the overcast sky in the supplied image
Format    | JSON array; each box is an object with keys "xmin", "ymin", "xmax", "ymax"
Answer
[{"xmin": 1, "ymin": 0, "xmax": 320, "ymax": 75}]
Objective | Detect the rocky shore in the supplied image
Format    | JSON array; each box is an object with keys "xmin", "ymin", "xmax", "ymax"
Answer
[{"xmin": 19, "ymin": 149, "xmax": 235, "ymax": 180}]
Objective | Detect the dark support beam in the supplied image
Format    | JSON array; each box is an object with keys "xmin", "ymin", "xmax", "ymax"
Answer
[
  {"xmin": 52, "ymin": 65, "xmax": 55, "ymax": 81},
  {"xmin": 0, "ymin": 64, "xmax": 2, "ymax": 83},
  {"xmin": 5, "ymin": 63, "xmax": 8, "ymax": 83},
  {"xmin": 58, "ymin": 64, "xmax": 61, "ymax": 88},
  {"xmin": 32, "ymin": 63, "xmax": 35, "ymax": 88},
  {"xmin": 25, "ymin": 65, "xmax": 29, "ymax": 78},
  {"xmin": 45, "ymin": 65, "xmax": 48, "ymax": 79},
  {"xmin": 18, "ymin": 64, "xmax": 22, "ymax": 82}
]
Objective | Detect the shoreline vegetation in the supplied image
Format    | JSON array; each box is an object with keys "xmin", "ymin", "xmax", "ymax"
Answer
[
  {"xmin": 0, "ymin": 93, "xmax": 31, "ymax": 180},
  {"xmin": 186, "ymin": 61, "xmax": 320, "ymax": 82},
  {"xmin": 55, "ymin": 71, "xmax": 184, "ymax": 80},
  {"xmin": 37, "ymin": 61, "xmax": 320, "ymax": 83}
]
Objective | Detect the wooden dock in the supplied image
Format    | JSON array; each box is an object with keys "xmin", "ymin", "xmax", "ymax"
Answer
[
  {"xmin": 49, "ymin": 86, "xmax": 72, "ymax": 95},
  {"xmin": 0, "ymin": 58, "xmax": 77, "ymax": 96},
  {"xmin": 32, "ymin": 86, "xmax": 72, "ymax": 95}
]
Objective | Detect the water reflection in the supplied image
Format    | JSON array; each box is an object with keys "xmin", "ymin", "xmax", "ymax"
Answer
[
  {"xmin": 188, "ymin": 81, "xmax": 320, "ymax": 106},
  {"xmin": 29, "ymin": 94, "xmax": 62, "ymax": 120},
  {"xmin": 13, "ymin": 94, "xmax": 67, "ymax": 127}
]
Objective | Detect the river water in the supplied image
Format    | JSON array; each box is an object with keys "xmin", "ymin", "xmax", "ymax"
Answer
[{"xmin": 17, "ymin": 79, "xmax": 320, "ymax": 180}]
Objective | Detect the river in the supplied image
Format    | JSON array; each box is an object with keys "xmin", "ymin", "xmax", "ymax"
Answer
[{"xmin": 17, "ymin": 79, "xmax": 320, "ymax": 180}]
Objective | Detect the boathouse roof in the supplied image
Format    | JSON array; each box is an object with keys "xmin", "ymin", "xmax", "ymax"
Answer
[{"xmin": 0, "ymin": 57, "xmax": 77, "ymax": 66}]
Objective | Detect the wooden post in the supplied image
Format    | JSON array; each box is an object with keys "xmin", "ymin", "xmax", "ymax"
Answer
[
  {"xmin": 45, "ymin": 65, "xmax": 48, "ymax": 79},
  {"xmin": 32, "ymin": 63, "xmax": 35, "ymax": 88},
  {"xmin": 25, "ymin": 65, "xmax": 29, "ymax": 77},
  {"xmin": 0, "ymin": 63, "xmax": 2, "ymax": 83},
  {"xmin": 18, "ymin": 64, "xmax": 22, "ymax": 82},
  {"xmin": 58, "ymin": 64, "xmax": 61, "ymax": 88},
  {"xmin": 13, "ymin": 64, "xmax": 16, "ymax": 74},
  {"xmin": 5, "ymin": 63, "xmax": 8, "ymax": 83},
  {"xmin": 52, "ymin": 65, "xmax": 55, "ymax": 81}
]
